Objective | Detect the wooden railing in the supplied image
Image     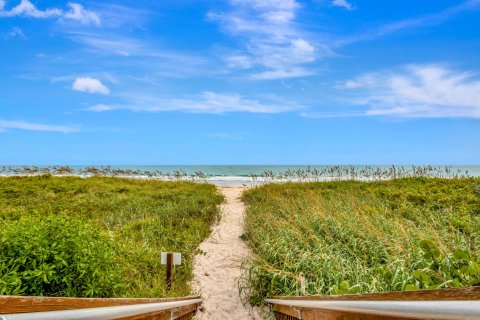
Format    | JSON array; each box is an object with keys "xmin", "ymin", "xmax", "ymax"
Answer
[
  {"xmin": 0, "ymin": 295, "xmax": 202, "ymax": 320},
  {"xmin": 267, "ymin": 287, "xmax": 480, "ymax": 320},
  {"xmin": 2, "ymin": 287, "xmax": 480, "ymax": 319}
]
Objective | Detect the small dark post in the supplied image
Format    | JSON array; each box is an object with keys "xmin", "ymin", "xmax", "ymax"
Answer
[{"xmin": 166, "ymin": 252, "xmax": 173, "ymax": 291}]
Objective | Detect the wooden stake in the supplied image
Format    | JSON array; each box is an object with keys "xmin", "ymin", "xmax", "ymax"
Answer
[
  {"xmin": 166, "ymin": 252, "xmax": 173, "ymax": 291},
  {"xmin": 299, "ymin": 272, "xmax": 306, "ymax": 296}
]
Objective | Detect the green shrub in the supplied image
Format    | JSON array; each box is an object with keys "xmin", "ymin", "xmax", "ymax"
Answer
[
  {"xmin": 0, "ymin": 214, "xmax": 125, "ymax": 297},
  {"xmin": 401, "ymin": 240, "xmax": 480, "ymax": 290}
]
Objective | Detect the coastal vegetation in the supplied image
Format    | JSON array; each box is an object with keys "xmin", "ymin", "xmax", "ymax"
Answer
[
  {"xmin": 250, "ymin": 165, "xmax": 473, "ymax": 183},
  {"xmin": 0, "ymin": 166, "xmax": 209, "ymax": 181},
  {"xmin": 0, "ymin": 165, "xmax": 473, "ymax": 183},
  {"xmin": 0, "ymin": 175, "xmax": 223, "ymax": 297},
  {"xmin": 240, "ymin": 178, "xmax": 480, "ymax": 305}
]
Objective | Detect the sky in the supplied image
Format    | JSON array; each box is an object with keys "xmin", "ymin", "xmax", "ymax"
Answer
[{"xmin": 0, "ymin": 0, "xmax": 479, "ymax": 165}]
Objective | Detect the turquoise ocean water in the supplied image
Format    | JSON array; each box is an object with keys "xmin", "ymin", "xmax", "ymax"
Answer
[{"xmin": 2, "ymin": 165, "xmax": 479, "ymax": 186}]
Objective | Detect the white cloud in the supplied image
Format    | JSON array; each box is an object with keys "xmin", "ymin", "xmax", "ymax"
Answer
[
  {"xmin": 336, "ymin": 80, "xmax": 362, "ymax": 89},
  {"xmin": 0, "ymin": 0, "xmax": 61, "ymax": 18},
  {"xmin": 72, "ymin": 77, "xmax": 110, "ymax": 95},
  {"xmin": 334, "ymin": 74, "xmax": 377, "ymax": 89},
  {"xmin": 0, "ymin": 119, "xmax": 78, "ymax": 133},
  {"xmin": 63, "ymin": 3, "xmax": 100, "ymax": 26},
  {"xmin": 91, "ymin": 3, "xmax": 148, "ymax": 29},
  {"xmin": 66, "ymin": 31, "xmax": 209, "ymax": 75},
  {"xmin": 3, "ymin": 26, "xmax": 26, "ymax": 39},
  {"xmin": 230, "ymin": 0, "xmax": 299, "ymax": 11},
  {"xmin": 340, "ymin": 64, "xmax": 480, "ymax": 119},
  {"xmin": 85, "ymin": 91, "xmax": 300, "ymax": 114},
  {"xmin": 210, "ymin": 0, "xmax": 320, "ymax": 80},
  {"xmin": 0, "ymin": 0, "xmax": 100, "ymax": 25},
  {"xmin": 225, "ymin": 54, "xmax": 253, "ymax": 69},
  {"xmin": 300, "ymin": 111, "xmax": 364, "ymax": 118},
  {"xmin": 251, "ymin": 67, "xmax": 314, "ymax": 80},
  {"xmin": 332, "ymin": 0, "xmax": 355, "ymax": 10},
  {"xmin": 85, "ymin": 104, "xmax": 113, "ymax": 112},
  {"xmin": 165, "ymin": 92, "xmax": 298, "ymax": 113},
  {"xmin": 68, "ymin": 32, "xmax": 139, "ymax": 56},
  {"xmin": 290, "ymin": 38, "xmax": 316, "ymax": 62}
]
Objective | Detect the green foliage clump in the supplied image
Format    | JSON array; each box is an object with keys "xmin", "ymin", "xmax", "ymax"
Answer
[
  {"xmin": 0, "ymin": 214, "xmax": 124, "ymax": 297},
  {"xmin": 400, "ymin": 240, "xmax": 480, "ymax": 291},
  {"xmin": 240, "ymin": 178, "xmax": 480, "ymax": 305},
  {"xmin": 0, "ymin": 176, "xmax": 223, "ymax": 297}
]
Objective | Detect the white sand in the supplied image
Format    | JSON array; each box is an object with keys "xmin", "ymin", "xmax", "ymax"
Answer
[{"xmin": 192, "ymin": 187, "xmax": 263, "ymax": 320}]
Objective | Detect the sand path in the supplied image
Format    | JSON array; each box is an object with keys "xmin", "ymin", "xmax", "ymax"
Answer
[{"xmin": 192, "ymin": 187, "xmax": 262, "ymax": 320}]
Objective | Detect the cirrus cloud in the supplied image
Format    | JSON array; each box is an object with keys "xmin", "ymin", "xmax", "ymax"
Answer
[
  {"xmin": 338, "ymin": 64, "xmax": 480, "ymax": 119},
  {"xmin": 0, "ymin": 119, "xmax": 79, "ymax": 133},
  {"xmin": 209, "ymin": 0, "xmax": 320, "ymax": 80},
  {"xmin": 85, "ymin": 91, "xmax": 301, "ymax": 114}
]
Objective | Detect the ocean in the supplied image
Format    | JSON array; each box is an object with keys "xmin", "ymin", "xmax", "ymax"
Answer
[{"xmin": 1, "ymin": 165, "xmax": 479, "ymax": 186}]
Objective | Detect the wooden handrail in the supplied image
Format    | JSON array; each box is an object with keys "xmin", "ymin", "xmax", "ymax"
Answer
[
  {"xmin": 0, "ymin": 295, "xmax": 200, "ymax": 314},
  {"xmin": 0, "ymin": 296, "xmax": 202, "ymax": 320},
  {"xmin": 267, "ymin": 299, "xmax": 480, "ymax": 320},
  {"xmin": 0, "ymin": 298, "xmax": 203, "ymax": 320},
  {"xmin": 272, "ymin": 286, "xmax": 480, "ymax": 301},
  {"xmin": 267, "ymin": 287, "xmax": 480, "ymax": 320}
]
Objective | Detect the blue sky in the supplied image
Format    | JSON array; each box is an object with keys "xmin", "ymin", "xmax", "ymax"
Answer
[{"xmin": 1, "ymin": 0, "xmax": 479, "ymax": 165}]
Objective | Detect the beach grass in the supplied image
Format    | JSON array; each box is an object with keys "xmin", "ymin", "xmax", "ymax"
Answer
[
  {"xmin": 0, "ymin": 175, "xmax": 223, "ymax": 298},
  {"xmin": 240, "ymin": 178, "xmax": 480, "ymax": 305}
]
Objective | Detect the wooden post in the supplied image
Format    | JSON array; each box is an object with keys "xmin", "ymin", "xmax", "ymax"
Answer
[
  {"xmin": 166, "ymin": 252, "xmax": 173, "ymax": 292},
  {"xmin": 299, "ymin": 272, "xmax": 306, "ymax": 296}
]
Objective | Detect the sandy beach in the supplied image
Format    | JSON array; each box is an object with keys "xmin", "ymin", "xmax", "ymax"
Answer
[{"xmin": 192, "ymin": 187, "xmax": 263, "ymax": 320}]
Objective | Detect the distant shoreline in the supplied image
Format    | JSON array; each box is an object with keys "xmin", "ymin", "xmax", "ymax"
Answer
[{"xmin": 1, "ymin": 164, "xmax": 479, "ymax": 187}]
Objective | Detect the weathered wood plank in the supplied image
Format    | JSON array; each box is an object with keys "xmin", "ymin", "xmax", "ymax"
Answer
[
  {"xmin": 301, "ymin": 309, "xmax": 416, "ymax": 320},
  {"xmin": 273, "ymin": 305, "xmax": 412, "ymax": 320},
  {"xmin": 272, "ymin": 304, "xmax": 302, "ymax": 319},
  {"xmin": 170, "ymin": 303, "xmax": 197, "ymax": 319},
  {"xmin": 117, "ymin": 310, "xmax": 169, "ymax": 320},
  {"xmin": 112, "ymin": 304, "xmax": 197, "ymax": 320}
]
